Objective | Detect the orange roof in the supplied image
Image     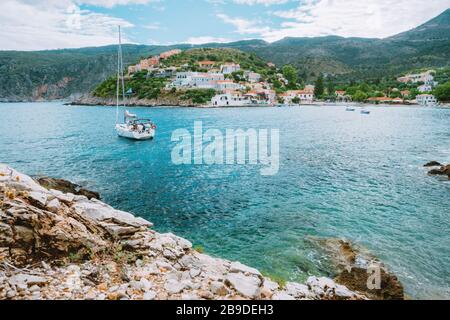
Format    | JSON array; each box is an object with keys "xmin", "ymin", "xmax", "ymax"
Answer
[
  {"xmin": 217, "ymin": 80, "xmax": 235, "ymax": 83},
  {"xmin": 198, "ymin": 60, "xmax": 215, "ymax": 65}
]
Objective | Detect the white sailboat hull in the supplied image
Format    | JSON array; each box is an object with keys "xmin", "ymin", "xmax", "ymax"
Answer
[{"xmin": 116, "ymin": 124, "xmax": 155, "ymax": 140}]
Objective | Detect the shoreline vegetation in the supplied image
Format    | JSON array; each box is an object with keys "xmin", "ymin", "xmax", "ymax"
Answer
[
  {"xmin": 64, "ymin": 94, "xmax": 449, "ymax": 108},
  {"xmin": 0, "ymin": 165, "xmax": 407, "ymax": 300}
]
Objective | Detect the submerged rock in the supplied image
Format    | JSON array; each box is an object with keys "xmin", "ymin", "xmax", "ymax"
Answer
[
  {"xmin": 335, "ymin": 267, "xmax": 404, "ymax": 300},
  {"xmin": 309, "ymin": 237, "xmax": 404, "ymax": 300},
  {"xmin": 424, "ymin": 161, "xmax": 442, "ymax": 167}
]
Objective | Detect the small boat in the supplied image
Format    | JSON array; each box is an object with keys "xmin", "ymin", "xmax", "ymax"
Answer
[
  {"xmin": 361, "ymin": 109, "xmax": 371, "ymax": 115},
  {"xmin": 346, "ymin": 107, "xmax": 356, "ymax": 111},
  {"xmin": 114, "ymin": 26, "xmax": 156, "ymax": 140}
]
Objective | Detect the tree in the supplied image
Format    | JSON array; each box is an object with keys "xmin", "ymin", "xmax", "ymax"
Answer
[
  {"xmin": 292, "ymin": 97, "xmax": 301, "ymax": 104},
  {"xmin": 315, "ymin": 75, "xmax": 324, "ymax": 98},
  {"xmin": 353, "ymin": 90, "xmax": 368, "ymax": 102},
  {"xmin": 327, "ymin": 80, "xmax": 335, "ymax": 96},
  {"xmin": 282, "ymin": 65, "xmax": 298, "ymax": 89},
  {"xmin": 433, "ymin": 82, "xmax": 450, "ymax": 102}
]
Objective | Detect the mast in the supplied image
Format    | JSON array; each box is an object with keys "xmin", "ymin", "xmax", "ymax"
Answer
[{"xmin": 116, "ymin": 26, "xmax": 121, "ymax": 125}]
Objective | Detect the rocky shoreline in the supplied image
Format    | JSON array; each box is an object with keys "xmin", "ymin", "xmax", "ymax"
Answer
[
  {"xmin": 65, "ymin": 95, "xmax": 198, "ymax": 108},
  {"xmin": 0, "ymin": 164, "xmax": 372, "ymax": 301},
  {"xmin": 0, "ymin": 165, "xmax": 409, "ymax": 301}
]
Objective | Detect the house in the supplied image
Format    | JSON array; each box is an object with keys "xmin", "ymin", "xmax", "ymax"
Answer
[
  {"xmin": 397, "ymin": 70, "xmax": 435, "ymax": 83},
  {"xmin": 220, "ymin": 63, "xmax": 241, "ymax": 75},
  {"xmin": 216, "ymin": 80, "xmax": 242, "ymax": 91},
  {"xmin": 198, "ymin": 61, "xmax": 216, "ymax": 69},
  {"xmin": 335, "ymin": 90, "xmax": 351, "ymax": 102},
  {"xmin": 244, "ymin": 71, "xmax": 261, "ymax": 83},
  {"xmin": 211, "ymin": 91, "xmax": 251, "ymax": 107},
  {"xmin": 416, "ymin": 94, "xmax": 437, "ymax": 106},
  {"xmin": 171, "ymin": 72, "xmax": 224, "ymax": 89},
  {"xmin": 128, "ymin": 65, "xmax": 140, "ymax": 75},
  {"xmin": 139, "ymin": 56, "xmax": 160, "ymax": 71},
  {"xmin": 159, "ymin": 49, "xmax": 182, "ymax": 60},
  {"xmin": 267, "ymin": 62, "xmax": 276, "ymax": 68},
  {"xmin": 280, "ymin": 90, "xmax": 314, "ymax": 104},
  {"xmin": 418, "ymin": 84, "xmax": 432, "ymax": 93},
  {"xmin": 192, "ymin": 73, "xmax": 224, "ymax": 89},
  {"xmin": 400, "ymin": 90, "xmax": 411, "ymax": 97},
  {"xmin": 304, "ymin": 85, "xmax": 315, "ymax": 94},
  {"xmin": 367, "ymin": 97, "xmax": 394, "ymax": 103}
]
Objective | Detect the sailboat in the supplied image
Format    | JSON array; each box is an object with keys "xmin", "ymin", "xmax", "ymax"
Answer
[{"xmin": 115, "ymin": 26, "xmax": 156, "ymax": 141}]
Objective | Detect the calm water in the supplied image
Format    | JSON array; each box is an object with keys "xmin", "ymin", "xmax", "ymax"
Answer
[{"xmin": 1, "ymin": 102, "xmax": 449, "ymax": 299}]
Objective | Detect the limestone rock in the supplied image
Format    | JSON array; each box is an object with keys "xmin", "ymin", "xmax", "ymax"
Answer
[
  {"xmin": 225, "ymin": 273, "xmax": 261, "ymax": 299},
  {"xmin": 230, "ymin": 261, "xmax": 262, "ymax": 277}
]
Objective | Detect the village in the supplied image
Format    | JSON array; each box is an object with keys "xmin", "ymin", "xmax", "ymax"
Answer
[
  {"xmin": 124, "ymin": 49, "xmax": 444, "ymax": 107},
  {"xmin": 125, "ymin": 49, "xmax": 316, "ymax": 107}
]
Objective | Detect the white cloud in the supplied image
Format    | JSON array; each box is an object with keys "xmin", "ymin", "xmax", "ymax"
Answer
[
  {"xmin": 216, "ymin": 13, "xmax": 271, "ymax": 34},
  {"xmin": 184, "ymin": 36, "xmax": 232, "ymax": 44},
  {"xmin": 264, "ymin": 0, "xmax": 450, "ymax": 41},
  {"xmin": 0, "ymin": 0, "xmax": 137, "ymax": 50}
]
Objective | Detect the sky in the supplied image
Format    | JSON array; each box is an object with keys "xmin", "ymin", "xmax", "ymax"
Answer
[{"xmin": 0, "ymin": 0, "xmax": 449, "ymax": 51}]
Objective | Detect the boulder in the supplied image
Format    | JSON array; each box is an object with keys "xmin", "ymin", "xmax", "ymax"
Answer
[
  {"xmin": 428, "ymin": 164, "xmax": 450, "ymax": 176},
  {"xmin": 334, "ymin": 267, "xmax": 404, "ymax": 300},
  {"xmin": 229, "ymin": 261, "xmax": 262, "ymax": 277},
  {"xmin": 225, "ymin": 273, "xmax": 261, "ymax": 299},
  {"xmin": 37, "ymin": 177, "xmax": 100, "ymax": 200}
]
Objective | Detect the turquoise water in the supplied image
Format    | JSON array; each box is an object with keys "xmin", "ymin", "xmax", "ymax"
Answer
[{"xmin": 0, "ymin": 102, "xmax": 449, "ymax": 299}]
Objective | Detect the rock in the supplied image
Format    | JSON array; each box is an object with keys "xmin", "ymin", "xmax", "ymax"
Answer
[
  {"xmin": 424, "ymin": 161, "xmax": 442, "ymax": 167},
  {"xmin": 78, "ymin": 188, "xmax": 100, "ymax": 201},
  {"xmin": 28, "ymin": 191, "xmax": 48, "ymax": 207},
  {"xmin": 189, "ymin": 268, "xmax": 201, "ymax": 278},
  {"xmin": 263, "ymin": 279, "xmax": 279, "ymax": 292},
  {"xmin": 225, "ymin": 273, "xmax": 261, "ymax": 299},
  {"xmin": 143, "ymin": 291, "xmax": 156, "ymax": 300},
  {"xmin": 210, "ymin": 281, "xmax": 229, "ymax": 296},
  {"xmin": 139, "ymin": 278, "xmax": 153, "ymax": 291},
  {"xmin": 428, "ymin": 164, "xmax": 450, "ymax": 176},
  {"xmin": 37, "ymin": 177, "xmax": 100, "ymax": 200},
  {"xmin": 9, "ymin": 274, "xmax": 49, "ymax": 287},
  {"xmin": 164, "ymin": 279, "xmax": 185, "ymax": 294},
  {"xmin": 46, "ymin": 198, "xmax": 61, "ymax": 213},
  {"xmin": 181, "ymin": 293, "xmax": 199, "ymax": 300},
  {"xmin": 334, "ymin": 267, "xmax": 404, "ymax": 300},
  {"xmin": 29, "ymin": 285, "xmax": 41, "ymax": 292},
  {"xmin": 73, "ymin": 199, "xmax": 152, "ymax": 229},
  {"xmin": 285, "ymin": 282, "xmax": 310, "ymax": 299},
  {"xmin": 230, "ymin": 261, "xmax": 262, "ymax": 277},
  {"xmin": 272, "ymin": 292, "xmax": 295, "ymax": 300}
]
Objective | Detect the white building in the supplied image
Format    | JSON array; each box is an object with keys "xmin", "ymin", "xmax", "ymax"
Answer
[
  {"xmin": 215, "ymin": 80, "xmax": 243, "ymax": 91},
  {"xmin": 244, "ymin": 71, "xmax": 261, "ymax": 83},
  {"xmin": 171, "ymin": 72, "xmax": 224, "ymax": 88},
  {"xmin": 220, "ymin": 63, "xmax": 241, "ymax": 75},
  {"xmin": 418, "ymin": 84, "xmax": 433, "ymax": 93},
  {"xmin": 211, "ymin": 92, "xmax": 252, "ymax": 107},
  {"xmin": 397, "ymin": 70, "xmax": 436, "ymax": 84},
  {"xmin": 281, "ymin": 90, "xmax": 315, "ymax": 104},
  {"xmin": 416, "ymin": 94, "xmax": 437, "ymax": 106}
]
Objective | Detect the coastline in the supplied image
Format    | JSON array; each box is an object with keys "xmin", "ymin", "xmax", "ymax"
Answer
[{"xmin": 0, "ymin": 164, "xmax": 372, "ymax": 301}]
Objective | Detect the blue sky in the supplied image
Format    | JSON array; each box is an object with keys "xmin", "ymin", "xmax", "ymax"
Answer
[{"xmin": 0, "ymin": 0, "xmax": 449, "ymax": 50}]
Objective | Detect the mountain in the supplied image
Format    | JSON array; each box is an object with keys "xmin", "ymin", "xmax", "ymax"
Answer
[
  {"xmin": 391, "ymin": 8, "xmax": 450, "ymax": 41},
  {"xmin": 1, "ymin": 9, "xmax": 449, "ymax": 102}
]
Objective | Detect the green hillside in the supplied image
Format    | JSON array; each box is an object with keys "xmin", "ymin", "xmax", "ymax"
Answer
[{"xmin": 93, "ymin": 48, "xmax": 277, "ymax": 104}]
